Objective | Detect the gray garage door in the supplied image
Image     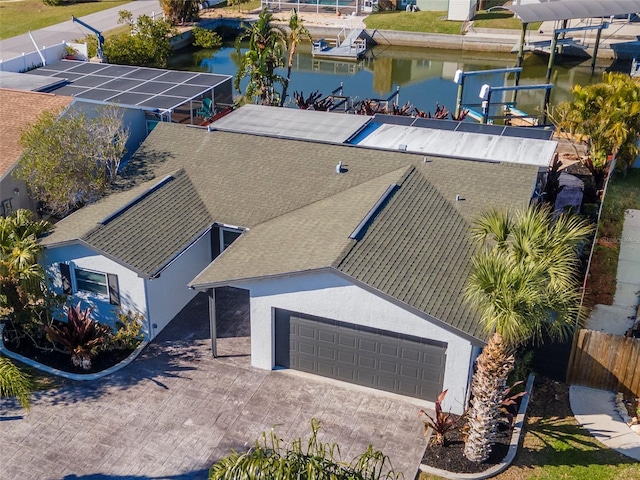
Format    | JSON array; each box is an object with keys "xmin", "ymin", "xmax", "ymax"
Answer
[{"xmin": 274, "ymin": 309, "xmax": 447, "ymax": 401}]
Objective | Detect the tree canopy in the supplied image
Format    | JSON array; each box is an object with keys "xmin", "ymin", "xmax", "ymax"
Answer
[
  {"xmin": 104, "ymin": 12, "xmax": 176, "ymax": 67},
  {"xmin": 554, "ymin": 73, "xmax": 640, "ymax": 183},
  {"xmin": 15, "ymin": 106, "xmax": 129, "ymax": 216},
  {"xmin": 235, "ymin": 8, "xmax": 288, "ymax": 106},
  {"xmin": 465, "ymin": 204, "xmax": 593, "ymax": 347}
]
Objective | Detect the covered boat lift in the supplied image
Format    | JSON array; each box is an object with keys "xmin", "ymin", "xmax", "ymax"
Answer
[{"xmin": 506, "ymin": 0, "xmax": 640, "ymax": 83}]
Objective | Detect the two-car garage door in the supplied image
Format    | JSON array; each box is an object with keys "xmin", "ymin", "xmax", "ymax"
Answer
[{"xmin": 274, "ymin": 309, "xmax": 447, "ymax": 402}]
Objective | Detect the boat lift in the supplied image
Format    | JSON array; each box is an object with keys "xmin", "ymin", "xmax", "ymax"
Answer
[
  {"xmin": 453, "ymin": 67, "xmax": 522, "ymax": 120},
  {"xmin": 479, "ymin": 83, "xmax": 554, "ymax": 125},
  {"xmin": 72, "ymin": 16, "xmax": 105, "ymax": 62}
]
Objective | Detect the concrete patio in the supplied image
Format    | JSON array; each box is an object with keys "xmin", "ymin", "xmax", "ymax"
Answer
[{"xmin": 0, "ymin": 291, "xmax": 428, "ymax": 480}]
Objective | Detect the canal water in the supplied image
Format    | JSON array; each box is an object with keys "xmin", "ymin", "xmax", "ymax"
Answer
[{"xmin": 168, "ymin": 42, "xmax": 606, "ymax": 118}]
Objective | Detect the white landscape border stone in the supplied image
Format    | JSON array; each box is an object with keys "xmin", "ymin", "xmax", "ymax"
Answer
[
  {"xmin": 419, "ymin": 373, "xmax": 535, "ymax": 480},
  {"xmin": 0, "ymin": 323, "xmax": 148, "ymax": 381}
]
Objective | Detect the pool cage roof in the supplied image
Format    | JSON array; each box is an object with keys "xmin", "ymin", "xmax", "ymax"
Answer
[{"xmin": 27, "ymin": 60, "xmax": 231, "ymax": 118}]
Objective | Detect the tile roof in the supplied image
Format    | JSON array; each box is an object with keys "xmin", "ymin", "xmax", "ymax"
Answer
[
  {"xmin": 42, "ymin": 121, "xmax": 540, "ymax": 340},
  {"xmin": 0, "ymin": 89, "xmax": 73, "ymax": 179}
]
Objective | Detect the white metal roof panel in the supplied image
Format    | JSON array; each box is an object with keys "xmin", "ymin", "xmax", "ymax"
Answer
[
  {"xmin": 507, "ymin": 0, "xmax": 640, "ymax": 24},
  {"xmin": 212, "ymin": 104, "xmax": 371, "ymax": 143},
  {"xmin": 356, "ymin": 124, "xmax": 557, "ymax": 167}
]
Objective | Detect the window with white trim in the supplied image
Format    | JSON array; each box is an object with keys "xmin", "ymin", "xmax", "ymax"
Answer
[
  {"xmin": 59, "ymin": 264, "xmax": 120, "ymax": 305},
  {"xmin": 75, "ymin": 268, "xmax": 108, "ymax": 296}
]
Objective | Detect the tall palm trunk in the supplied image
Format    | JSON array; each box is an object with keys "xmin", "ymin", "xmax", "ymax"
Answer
[{"xmin": 463, "ymin": 333, "xmax": 514, "ymax": 463}]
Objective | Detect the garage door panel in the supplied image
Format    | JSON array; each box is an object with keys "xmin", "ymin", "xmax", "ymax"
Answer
[
  {"xmin": 274, "ymin": 309, "xmax": 446, "ymax": 401},
  {"xmin": 318, "ymin": 330, "xmax": 336, "ymax": 343},
  {"xmin": 337, "ymin": 351, "xmax": 356, "ymax": 364},
  {"xmin": 338, "ymin": 333, "xmax": 357, "ymax": 348},
  {"xmin": 318, "ymin": 346, "xmax": 337, "ymax": 360}
]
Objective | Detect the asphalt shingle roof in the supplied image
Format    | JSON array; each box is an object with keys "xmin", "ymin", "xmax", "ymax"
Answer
[
  {"xmin": 42, "ymin": 120, "xmax": 541, "ymax": 340},
  {"xmin": 83, "ymin": 169, "xmax": 212, "ymax": 277},
  {"xmin": 0, "ymin": 89, "xmax": 73, "ymax": 178},
  {"xmin": 335, "ymin": 168, "xmax": 480, "ymax": 338}
]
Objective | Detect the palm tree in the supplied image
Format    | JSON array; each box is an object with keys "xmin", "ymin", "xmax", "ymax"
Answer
[
  {"xmin": 209, "ymin": 419, "xmax": 401, "ymax": 479},
  {"xmin": 280, "ymin": 9, "xmax": 311, "ymax": 107},
  {"xmin": 0, "ymin": 210, "xmax": 51, "ymax": 319},
  {"xmin": 0, "ymin": 210, "xmax": 49, "ymax": 410},
  {"xmin": 463, "ymin": 204, "xmax": 592, "ymax": 463},
  {"xmin": 235, "ymin": 8, "xmax": 287, "ymax": 106},
  {"xmin": 553, "ymin": 73, "xmax": 640, "ymax": 188},
  {"xmin": 0, "ymin": 357, "xmax": 32, "ymax": 410}
]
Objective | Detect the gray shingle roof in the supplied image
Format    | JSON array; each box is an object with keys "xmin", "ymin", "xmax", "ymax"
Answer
[
  {"xmin": 83, "ymin": 170, "xmax": 212, "ymax": 277},
  {"xmin": 335, "ymin": 168, "xmax": 480, "ymax": 338},
  {"xmin": 43, "ymin": 121, "xmax": 540, "ymax": 340}
]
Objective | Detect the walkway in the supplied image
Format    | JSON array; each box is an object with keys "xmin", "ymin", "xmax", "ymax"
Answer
[
  {"xmin": 570, "ymin": 386, "xmax": 640, "ymax": 461},
  {"xmin": 0, "ymin": 292, "xmax": 428, "ymax": 480},
  {"xmin": 0, "ymin": 0, "xmax": 161, "ymax": 62},
  {"xmin": 570, "ymin": 209, "xmax": 640, "ymax": 462},
  {"xmin": 586, "ymin": 209, "xmax": 640, "ymax": 336}
]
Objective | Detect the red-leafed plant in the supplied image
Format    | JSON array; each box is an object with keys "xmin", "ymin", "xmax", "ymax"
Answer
[
  {"xmin": 419, "ymin": 390, "xmax": 461, "ymax": 446},
  {"xmin": 44, "ymin": 302, "xmax": 110, "ymax": 370},
  {"xmin": 500, "ymin": 381, "xmax": 528, "ymax": 427}
]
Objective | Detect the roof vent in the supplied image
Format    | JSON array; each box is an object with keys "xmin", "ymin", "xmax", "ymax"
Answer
[
  {"xmin": 398, "ymin": 144, "xmax": 407, "ymax": 151},
  {"xmin": 336, "ymin": 161, "xmax": 344, "ymax": 173}
]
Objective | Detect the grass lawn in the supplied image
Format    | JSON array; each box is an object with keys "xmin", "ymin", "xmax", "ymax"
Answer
[
  {"xmin": 583, "ymin": 169, "xmax": 640, "ymax": 308},
  {"xmin": 420, "ymin": 378, "xmax": 640, "ymax": 480},
  {"xmin": 363, "ymin": 10, "xmax": 540, "ymax": 34},
  {"xmin": 472, "ymin": 11, "xmax": 541, "ymax": 31},
  {"xmin": 0, "ymin": 0, "xmax": 130, "ymax": 41},
  {"xmin": 364, "ymin": 11, "xmax": 463, "ymax": 35}
]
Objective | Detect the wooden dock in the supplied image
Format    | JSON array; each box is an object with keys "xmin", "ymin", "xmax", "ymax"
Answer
[{"xmin": 313, "ymin": 28, "xmax": 367, "ymax": 61}]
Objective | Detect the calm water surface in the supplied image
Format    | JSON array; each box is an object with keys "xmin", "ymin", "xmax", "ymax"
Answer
[{"xmin": 169, "ymin": 42, "xmax": 607, "ymax": 117}]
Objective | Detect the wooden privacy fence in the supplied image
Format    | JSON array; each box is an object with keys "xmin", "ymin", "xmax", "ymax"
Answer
[{"xmin": 567, "ymin": 329, "xmax": 640, "ymax": 397}]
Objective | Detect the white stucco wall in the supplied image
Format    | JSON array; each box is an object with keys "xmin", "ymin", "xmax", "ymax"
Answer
[
  {"xmin": 42, "ymin": 243, "xmax": 147, "ymax": 332},
  {"xmin": 447, "ymin": 0, "xmax": 477, "ymax": 21},
  {"xmin": 240, "ymin": 271, "xmax": 476, "ymax": 414},
  {"xmin": 145, "ymin": 232, "xmax": 212, "ymax": 339}
]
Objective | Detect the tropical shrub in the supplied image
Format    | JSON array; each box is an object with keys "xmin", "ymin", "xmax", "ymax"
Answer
[
  {"xmin": 419, "ymin": 390, "xmax": 461, "ymax": 446},
  {"xmin": 499, "ymin": 380, "xmax": 528, "ymax": 427},
  {"xmin": 101, "ymin": 310, "xmax": 144, "ymax": 351},
  {"xmin": 44, "ymin": 302, "xmax": 110, "ymax": 370},
  {"xmin": 209, "ymin": 418, "xmax": 402, "ymax": 479},
  {"xmin": 192, "ymin": 27, "xmax": 222, "ymax": 49}
]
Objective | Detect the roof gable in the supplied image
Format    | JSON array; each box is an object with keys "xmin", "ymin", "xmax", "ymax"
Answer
[{"xmin": 336, "ymin": 168, "xmax": 481, "ymax": 338}]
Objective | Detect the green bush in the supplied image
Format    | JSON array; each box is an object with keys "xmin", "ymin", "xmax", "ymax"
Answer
[
  {"xmin": 192, "ymin": 27, "xmax": 222, "ymax": 49},
  {"xmin": 101, "ymin": 310, "xmax": 144, "ymax": 351}
]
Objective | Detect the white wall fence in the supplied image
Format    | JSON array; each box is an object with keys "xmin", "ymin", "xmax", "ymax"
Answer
[
  {"xmin": 0, "ymin": 42, "xmax": 88, "ymax": 73},
  {"xmin": 261, "ymin": 0, "xmax": 360, "ymax": 15}
]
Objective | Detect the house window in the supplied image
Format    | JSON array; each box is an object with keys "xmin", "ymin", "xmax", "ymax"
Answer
[
  {"xmin": 62, "ymin": 265, "xmax": 120, "ymax": 305},
  {"xmin": 75, "ymin": 268, "xmax": 108, "ymax": 296}
]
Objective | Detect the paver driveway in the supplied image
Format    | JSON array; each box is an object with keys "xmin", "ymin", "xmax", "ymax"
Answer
[{"xmin": 0, "ymin": 292, "xmax": 429, "ymax": 479}]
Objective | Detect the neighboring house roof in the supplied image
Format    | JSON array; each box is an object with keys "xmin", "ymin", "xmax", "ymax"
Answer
[
  {"xmin": 42, "ymin": 120, "xmax": 540, "ymax": 341},
  {"xmin": 0, "ymin": 88, "xmax": 73, "ymax": 179}
]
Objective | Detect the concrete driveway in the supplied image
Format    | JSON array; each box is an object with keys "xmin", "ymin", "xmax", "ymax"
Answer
[{"xmin": 0, "ymin": 292, "xmax": 428, "ymax": 479}]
